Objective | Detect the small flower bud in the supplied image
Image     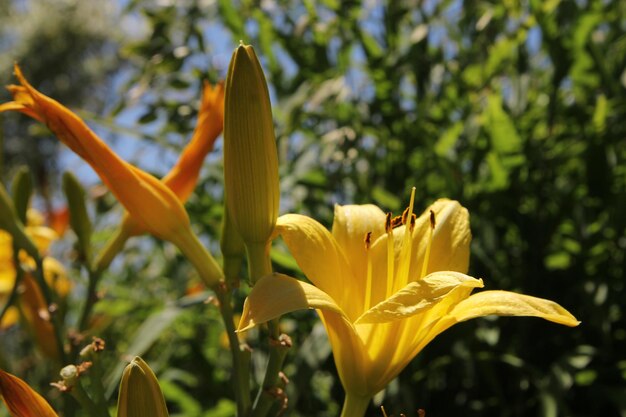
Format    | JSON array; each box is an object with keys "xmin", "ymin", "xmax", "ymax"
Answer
[
  {"xmin": 11, "ymin": 166, "xmax": 33, "ymax": 224},
  {"xmin": 62, "ymin": 171, "xmax": 93, "ymax": 263},
  {"xmin": 117, "ymin": 357, "xmax": 169, "ymax": 417}
]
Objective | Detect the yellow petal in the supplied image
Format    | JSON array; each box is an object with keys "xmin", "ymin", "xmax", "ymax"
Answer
[
  {"xmin": 445, "ymin": 290, "xmax": 580, "ymax": 327},
  {"xmin": 24, "ymin": 226, "xmax": 58, "ymax": 254},
  {"xmin": 331, "ymin": 204, "xmax": 386, "ymax": 288},
  {"xmin": 318, "ymin": 310, "xmax": 371, "ymax": 397},
  {"xmin": 408, "ymin": 199, "xmax": 471, "ymax": 281},
  {"xmin": 237, "ymin": 272, "xmax": 372, "ymax": 396},
  {"xmin": 238, "ymin": 273, "xmax": 345, "ymax": 332},
  {"xmin": 0, "ymin": 369, "xmax": 59, "ymax": 417},
  {"xmin": 0, "ymin": 306, "xmax": 19, "ymax": 328},
  {"xmin": 162, "ymin": 81, "xmax": 224, "ymax": 202},
  {"xmin": 406, "ymin": 290, "xmax": 580, "ymax": 365},
  {"xmin": 275, "ymin": 214, "xmax": 362, "ymax": 320},
  {"xmin": 355, "ymin": 271, "xmax": 484, "ymax": 324},
  {"xmin": 43, "ymin": 257, "xmax": 71, "ymax": 297}
]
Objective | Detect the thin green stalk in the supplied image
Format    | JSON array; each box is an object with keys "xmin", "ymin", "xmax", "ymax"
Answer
[
  {"xmin": 93, "ymin": 226, "xmax": 130, "ymax": 274},
  {"xmin": 251, "ymin": 320, "xmax": 291, "ymax": 417},
  {"xmin": 70, "ymin": 379, "xmax": 110, "ymax": 417},
  {"xmin": 247, "ymin": 240, "xmax": 291, "ymax": 417},
  {"xmin": 77, "ymin": 268, "xmax": 102, "ymax": 335},
  {"xmin": 217, "ymin": 286, "xmax": 251, "ymax": 416}
]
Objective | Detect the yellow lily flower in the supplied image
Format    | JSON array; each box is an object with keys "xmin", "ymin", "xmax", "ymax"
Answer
[
  {"xmin": 0, "ymin": 209, "xmax": 70, "ymax": 358},
  {"xmin": 0, "ymin": 65, "xmax": 223, "ymax": 286},
  {"xmin": 238, "ymin": 190, "xmax": 579, "ymax": 416},
  {"xmin": 0, "ymin": 368, "xmax": 59, "ymax": 417}
]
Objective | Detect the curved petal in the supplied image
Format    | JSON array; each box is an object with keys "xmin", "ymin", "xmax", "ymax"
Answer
[
  {"xmin": 275, "ymin": 214, "xmax": 362, "ymax": 320},
  {"xmin": 237, "ymin": 273, "xmax": 372, "ymax": 396},
  {"xmin": 237, "ymin": 273, "xmax": 345, "ymax": 332},
  {"xmin": 355, "ymin": 271, "xmax": 484, "ymax": 324},
  {"xmin": 162, "ymin": 81, "xmax": 224, "ymax": 202},
  {"xmin": 408, "ymin": 199, "xmax": 471, "ymax": 281},
  {"xmin": 444, "ymin": 290, "xmax": 580, "ymax": 327},
  {"xmin": 4, "ymin": 64, "xmax": 191, "ymax": 243},
  {"xmin": 358, "ymin": 272, "xmax": 482, "ymax": 390},
  {"xmin": 318, "ymin": 310, "xmax": 371, "ymax": 397},
  {"xmin": 332, "ymin": 204, "xmax": 386, "ymax": 285},
  {"xmin": 0, "ymin": 369, "xmax": 59, "ymax": 417},
  {"xmin": 407, "ymin": 290, "xmax": 580, "ymax": 364}
]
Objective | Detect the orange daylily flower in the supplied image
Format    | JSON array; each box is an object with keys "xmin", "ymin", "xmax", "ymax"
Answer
[
  {"xmin": 0, "ymin": 369, "xmax": 59, "ymax": 417},
  {"xmin": 0, "ymin": 65, "xmax": 224, "ymax": 286},
  {"xmin": 121, "ymin": 79, "xmax": 225, "ymax": 237}
]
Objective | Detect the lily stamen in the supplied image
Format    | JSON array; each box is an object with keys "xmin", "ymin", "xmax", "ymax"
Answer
[
  {"xmin": 420, "ymin": 210, "xmax": 436, "ymax": 279},
  {"xmin": 385, "ymin": 212, "xmax": 394, "ymax": 298},
  {"xmin": 364, "ymin": 231, "xmax": 373, "ymax": 309},
  {"xmin": 397, "ymin": 187, "xmax": 416, "ymax": 286}
]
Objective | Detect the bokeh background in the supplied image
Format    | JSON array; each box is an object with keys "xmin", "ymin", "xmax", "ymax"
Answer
[{"xmin": 1, "ymin": 0, "xmax": 625, "ymax": 416}]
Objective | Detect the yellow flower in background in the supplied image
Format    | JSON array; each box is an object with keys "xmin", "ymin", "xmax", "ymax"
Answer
[
  {"xmin": 0, "ymin": 369, "xmax": 59, "ymax": 417},
  {"xmin": 0, "ymin": 64, "xmax": 223, "ymax": 286},
  {"xmin": 0, "ymin": 209, "xmax": 70, "ymax": 358},
  {"xmin": 238, "ymin": 190, "xmax": 579, "ymax": 416}
]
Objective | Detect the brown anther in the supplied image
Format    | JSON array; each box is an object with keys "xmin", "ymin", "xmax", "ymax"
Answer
[
  {"xmin": 391, "ymin": 215, "xmax": 403, "ymax": 229},
  {"xmin": 364, "ymin": 231, "xmax": 372, "ymax": 250},
  {"xmin": 401, "ymin": 207, "xmax": 409, "ymax": 224},
  {"xmin": 418, "ymin": 409, "xmax": 426, "ymax": 417},
  {"xmin": 409, "ymin": 213, "xmax": 416, "ymax": 231},
  {"xmin": 429, "ymin": 210, "xmax": 436, "ymax": 229},
  {"xmin": 385, "ymin": 212, "xmax": 392, "ymax": 233}
]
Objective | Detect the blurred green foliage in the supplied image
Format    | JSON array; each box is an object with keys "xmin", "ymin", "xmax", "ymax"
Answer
[{"xmin": 1, "ymin": 0, "xmax": 625, "ymax": 416}]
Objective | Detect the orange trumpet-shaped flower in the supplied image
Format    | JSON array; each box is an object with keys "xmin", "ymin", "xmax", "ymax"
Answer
[
  {"xmin": 163, "ymin": 80, "xmax": 224, "ymax": 202},
  {"xmin": 0, "ymin": 65, "xmax": 223, "ymax": 286},
  {"xmin": 0, "ymin": 369, "xmax": 59, "ymax": 417},
  {"xmin": 121, "ymin": 79, "xmax": 225, "ymax": 237}
]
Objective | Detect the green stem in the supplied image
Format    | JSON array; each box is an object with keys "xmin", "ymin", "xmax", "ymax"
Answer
[
  {"xmin": 93, "ymin": 226, "xmax": 130, "ymax": 274},
  {"xmin": 217, "ymin": 287, "xmax": 251, "ymax": 416},
  {"xmin": 339, "ymin": 393, "xmax": 371, "ymax": 417},
  {"xmin": 245, "ymin": 242, "xmax": 272, "ymax": 285},
  {"xmin": 174, "ymin": 228, "xmax": 224, "ymax": 287},
  {"xmin": 251, "ymin": 321, "xmax": 291, "ymax": 417},
  {"xmin": 70, "ymin": 380, "xmax": 110, "ymax": 417}
]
